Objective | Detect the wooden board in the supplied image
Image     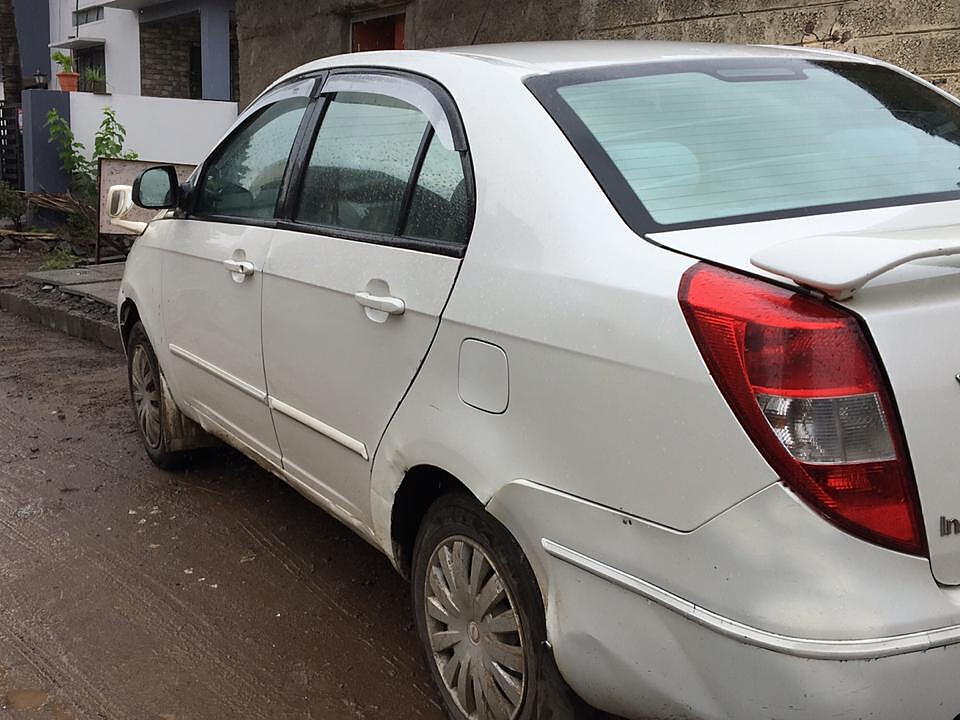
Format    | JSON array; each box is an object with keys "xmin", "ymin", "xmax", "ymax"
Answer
[{"xmin": 98, "ymin": 158, "xmax": 195, "ymax": 236}]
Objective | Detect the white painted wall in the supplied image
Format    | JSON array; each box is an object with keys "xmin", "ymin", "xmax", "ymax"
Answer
[
  {"xmin": 48, "ymin": 0, "xmax": 74, "ymax": 56},
  {"xmin": 69, "ymin": 92, "xmax": 238, "ymax": 165},
  {"xmin": 103, "ymin": 9, "xmax": 142, "ymax": 95},
  {"xmin": 48, "ymin": 1, "xmax": 142, "ymax": 95}
]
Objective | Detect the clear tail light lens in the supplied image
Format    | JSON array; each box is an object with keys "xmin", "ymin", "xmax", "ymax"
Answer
[{"xmin": 679, "ymin": 263, "xmax": 925, "ymax": 556}]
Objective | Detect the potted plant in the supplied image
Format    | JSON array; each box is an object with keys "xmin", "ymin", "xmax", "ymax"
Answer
[
  {"xmin": 52, "ymin": 51, "xmax": 79, "ymax": 92},
  {"xmin": 82, "ymin": 65, "xmax": 106, "ymax": 94}
]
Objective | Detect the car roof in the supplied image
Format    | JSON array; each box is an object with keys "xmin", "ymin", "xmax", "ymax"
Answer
[
  {"xmin": 262, "ymin": 40, "xmax": 882, "ymax": 108},
  {"xmin": 431, "ymin": 39, "xmax": 862, "ymax": 72}
]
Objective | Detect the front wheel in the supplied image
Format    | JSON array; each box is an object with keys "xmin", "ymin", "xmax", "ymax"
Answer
[
  {"xmin": 126, "ymin": 322, "xmax": 188, "ymax": 469},
  {"xmin": 412, "ymin": 493, "xmax": 593, "ymax": 720}
]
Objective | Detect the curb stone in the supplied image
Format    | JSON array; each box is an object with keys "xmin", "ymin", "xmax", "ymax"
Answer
[{"xmin": 0, "ymin": 288, "xmax": 122, "ymax": 352}]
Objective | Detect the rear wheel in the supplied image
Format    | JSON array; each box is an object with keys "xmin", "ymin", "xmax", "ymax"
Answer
[
  {"xmin": 412, "ymin": 493, "xmax": 592, "ymax": 720},
  {"xmin": 126, "ymin": 322, "xmax": 188, "ymax": 469}
]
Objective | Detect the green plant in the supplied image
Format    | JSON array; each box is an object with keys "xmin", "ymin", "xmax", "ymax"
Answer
[
  {"xmin": 38, "ymin": 247, "xmax": 80, "ymax": 271},
  {"xmin": 51, "ymin": 51, "xmax": 74, "ymax": 73},
  {"xmin": 93, "ymin": 108, "xmax": 137, "ymax": 162},
  {"xmin": 82, "ymin": 66, "xmax": 105, "ymax": 92},
  {"xmin": 0, "ymin": 180, "xmax": 26, "ymax": 231},
  {"xmin": 46, "ymin": 107, "xmax": 138, "ymax": 204},
  {"xmin": 45, "ymin": 107, "xmax": 138, "ymax": 247},
  {"xmin": 46, "ymin": 108, "xmax": 93, "ymax": 200}
]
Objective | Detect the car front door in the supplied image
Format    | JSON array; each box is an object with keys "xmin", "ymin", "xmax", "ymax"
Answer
[
  {"xmin": 161, "ymin": 78, "xmax": 315, "ymax": 468},
  {"xmin": 261, "ymin": 71, "xmax": 473, "ymax": 526}
]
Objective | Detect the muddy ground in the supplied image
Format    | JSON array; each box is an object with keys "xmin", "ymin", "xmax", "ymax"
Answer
[{"xmin": 0, "ymin": 255, "xmax": 443, "ymax": 718}]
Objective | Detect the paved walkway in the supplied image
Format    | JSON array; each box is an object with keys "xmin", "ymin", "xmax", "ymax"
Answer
[{"xmin": 24, "ymin": 262, "xmax": 124, "ymax": 308}]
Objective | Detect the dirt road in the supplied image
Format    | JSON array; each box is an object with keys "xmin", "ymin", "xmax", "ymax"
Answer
[{"xmin": 0, "ymin": 305, "xmax": 444, "ymax": 719}]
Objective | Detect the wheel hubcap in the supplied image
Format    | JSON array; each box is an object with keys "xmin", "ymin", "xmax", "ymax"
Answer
[
  {"xmin": 424, "ymin": 536, "xmax": 526, "ymax": 720},
  {"xmin": 130, "ymin": 345, "xmax": 161, "ymax": 449},
  {"xmin": 468, "ymin": 621, "xmax": 481, "ymax": 645}
]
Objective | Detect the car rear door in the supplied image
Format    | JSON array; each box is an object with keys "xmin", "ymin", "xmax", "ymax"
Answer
[
  {"xmin": 261, "ymin": 71, "xmax": 473, "ymax": 526},
  {"xmin": 161, "ymin": 78, "xmax": 315, "ymax": 467}
]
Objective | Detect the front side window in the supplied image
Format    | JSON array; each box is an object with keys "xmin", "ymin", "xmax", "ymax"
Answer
[
  {"xmin": 195, "ymin": 95, "xmax": 309, "ymax": 219},
  {"xmin": 531, "ymin": 60, "xmax": 960, "ymax": 229},
  {"xmin": 296, "ymin": 91, "xmax": 428, "ymax": 234}
]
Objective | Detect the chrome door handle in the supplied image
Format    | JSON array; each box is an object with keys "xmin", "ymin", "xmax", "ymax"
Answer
[
  {"xmin": 223, "ymin": 258, "xmax": 255, "ymax": 276},
  {"xmin": 354, "ymin": 291, "xmax": 405, "ymax": 316}
]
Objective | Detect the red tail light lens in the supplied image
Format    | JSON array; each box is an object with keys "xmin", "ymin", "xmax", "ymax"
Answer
[{"xmin": 679, "ymin": 263, "xmax": 925, "ymax": 556}]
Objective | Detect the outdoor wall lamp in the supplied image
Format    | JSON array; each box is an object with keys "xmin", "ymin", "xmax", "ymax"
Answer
[{"xmin": 33, "ymin": 68, "xmax": 48, "ymax": 89}]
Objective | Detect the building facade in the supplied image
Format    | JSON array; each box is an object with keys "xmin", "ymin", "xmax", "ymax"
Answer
[
  {"xmin": 14, "ymin": 0, "xmax": 242, "ymax": 193},
  {"xmin": 47, "ymin": 0, "xmax": 238, "ymax": 102},
  {"xmin": 234, "ymin": 0, "xmax": 960, "ymax": 107}
]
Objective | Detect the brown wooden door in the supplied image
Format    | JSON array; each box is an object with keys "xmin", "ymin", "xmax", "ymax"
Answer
[{"xmin": 351, "ymin": 13, "xmax": 405, "ymax": 52}]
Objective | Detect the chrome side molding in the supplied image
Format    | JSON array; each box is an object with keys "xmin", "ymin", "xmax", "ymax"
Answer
[
  {"xmin": 168, "ymin": 344, "xmax": 267, "ymax": 402},
  {"xmin": 268, "ymin": 397, "xmax": 369, "ymax": 460},
  {"xmin": 167, "ymin": 344, "xmax": 369, "ymax": 461}
]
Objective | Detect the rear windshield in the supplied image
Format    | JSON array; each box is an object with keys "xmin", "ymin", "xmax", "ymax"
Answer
[{"xmin": 526, "ymin": 59, "xmax": 960, "ymax": 231}]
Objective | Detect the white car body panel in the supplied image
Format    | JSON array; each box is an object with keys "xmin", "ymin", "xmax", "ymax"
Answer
[
  {"xmin": 368, "ymin": 53, "xmax": 777, "ymax": 544},
  {"xmin": 115, "ymin": 41, "xmax": 960, "ymax": 719},
  {"xmin": 261, "ymin": 226, "xmax": 460, "ymax": 526},
  {"xmin": 160, "ymin": 218, "xmax": 281, "ymax": 467}
]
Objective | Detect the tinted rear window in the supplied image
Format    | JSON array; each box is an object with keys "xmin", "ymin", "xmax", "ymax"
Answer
[{"xmin": 528, "ymin": 59, "xmax": 960, "ymax": 230}]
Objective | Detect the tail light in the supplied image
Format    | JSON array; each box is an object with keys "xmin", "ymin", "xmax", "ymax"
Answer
[{"xmin": 679, "ymin": 263, "xmax": 925, "ymax": 556}]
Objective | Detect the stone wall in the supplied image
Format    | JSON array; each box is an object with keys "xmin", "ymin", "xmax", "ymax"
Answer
[
  {"xmin": 140, "ymin": 12, "xmax": 202, "ymax": 99},
  {"xmin": 585, "ymin": 0, "xmax": 960, "ymax": 96},
  {"xmin": 235, "ymin": 0, "xmax": 960, "ymax": 107}
]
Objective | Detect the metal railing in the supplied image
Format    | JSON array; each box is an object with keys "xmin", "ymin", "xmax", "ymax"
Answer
[{"xmin": 0, "ymin": 103, "xmax": 23, "ymax": 190}]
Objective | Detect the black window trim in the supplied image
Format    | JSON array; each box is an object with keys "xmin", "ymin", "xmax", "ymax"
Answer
[
  {"xmin": 396, "ymin": 125, "xmax": 434, "ymax": 236},
  {"xmin": 524, "ymin": 58, "xmax": 960, "ymax": 235},
  {"xmin": 184, "ymin": 73, "xmax": 326, "ymax": 228},
  {"xmin": 274, "ymin": 78, "xmax": 329, "ymax": 220},
  {"xmin": 278, "ymin": 66, "xmax": 475, "ymax": 258},
  {"xmin": 181, "ymin": 66, "xmax": 476, "ymax": 257}
]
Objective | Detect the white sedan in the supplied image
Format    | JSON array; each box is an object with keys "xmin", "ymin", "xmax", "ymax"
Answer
[{"xmin": 112, "ymin": 40, "xmax": 960, "ymax": 720}]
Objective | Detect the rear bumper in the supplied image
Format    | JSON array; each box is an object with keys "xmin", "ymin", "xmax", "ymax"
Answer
[
  {"xmin": 487, "ymin": 479, "xmax": 960, "ymax": 719},
  {"xmin": 546, "ymin": 546, "xmax": 960, "ymax": 720},
  {"xmin": 544, "ymin": 538, "xmax": 960, "ymax": 661}
]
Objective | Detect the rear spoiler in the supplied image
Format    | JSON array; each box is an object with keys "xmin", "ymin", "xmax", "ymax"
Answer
[{"xmin": 751, "ymin": 226, "xmax": 960, "ymax": 300}]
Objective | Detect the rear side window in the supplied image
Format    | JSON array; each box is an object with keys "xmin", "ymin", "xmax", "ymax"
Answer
[
  {"xmin": 195, "ymin": 96, "xmax": 310, "ymax": 219},
  {"xmin": 529, "ymin": 60, "xmax": 960, "ymax": 230},
  {"xmin": 296, "ymin": 92, "xmax": 427, "ymax": 234},
  {"xmin": 294, "ymin": 83, "xmax": 472, "ymax": 249},
  {"xmin": 405, "ymin": 134, "xmax": 469, "ymax": 244}
]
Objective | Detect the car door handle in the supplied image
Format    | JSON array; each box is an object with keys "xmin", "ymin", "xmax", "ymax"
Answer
[
  {"xmin": 222, "ymin": 258, "xmax": 255, "ymax": 276},
  {"xmin": 354, "ymin": 291, "xmax": 405, "ymax": 316}
]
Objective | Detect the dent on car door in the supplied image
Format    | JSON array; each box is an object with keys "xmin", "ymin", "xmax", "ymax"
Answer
[
  {"xmin": 261, "ymin": 72, "xmax": 473, "ymax": 527},
  {"xmin": 161, "ymin": 79, "xmax": 315, "ymax": 467}
]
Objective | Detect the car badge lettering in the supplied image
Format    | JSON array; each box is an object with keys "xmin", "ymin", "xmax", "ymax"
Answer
[{"xmin": 941, "ymin": 516, "xmax": 960, "ymax": 537}]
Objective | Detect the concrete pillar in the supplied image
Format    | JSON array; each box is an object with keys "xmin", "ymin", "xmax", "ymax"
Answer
[
  {"xmin": 22, "ymin": 89, "xmax": 70, "ymax": 193},
  {"xmin": 200, "ymin": 1, "xmax": 232, "ymax": 101}
]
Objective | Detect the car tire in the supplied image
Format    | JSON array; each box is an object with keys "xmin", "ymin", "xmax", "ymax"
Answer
[
  {"xmin": 126, "ymin": 321, "xmax": 188, "ymax": 470},
  {"xmin": 412, "ymin": 492, "xmax": 599, "ymax": 720}
]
